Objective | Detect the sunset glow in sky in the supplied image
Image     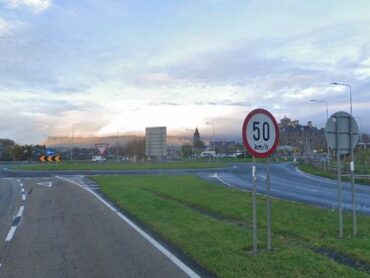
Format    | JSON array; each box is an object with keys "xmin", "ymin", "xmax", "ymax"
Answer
[{"xmin": 1, "ymin": 0, "xmax": 370, "ymax": 144}]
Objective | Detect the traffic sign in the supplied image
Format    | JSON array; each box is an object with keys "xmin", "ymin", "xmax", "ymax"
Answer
[
  {"xmin": 39, "ymin": 155, "xmax": 61, "ymax": 162},
  {"xmin": 325, "ymin": 111, "xmax": 360, "ymax": 239},
  {"xmin": 241, "ymin": 108, "xmax": 278, "ymax": 255},
  {"xmin": 46, "ymin": 149, "xmax": 56, "ymax": 156},
  {"xmin": 95, "ymin": 143, "xmax": 109, "ymax": 156},
  {"xmin": 325, "ymin": 111, "xmax": 359, "ymax": 154},
  {"xmin": 242, "ymin": 109, "xmax": 279, "ymax": 158}
]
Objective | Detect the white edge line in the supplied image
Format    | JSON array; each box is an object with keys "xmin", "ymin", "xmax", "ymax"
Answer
[
  {"xmin": 55, "ymin": 176, "xmax": 201, "ymax": 278},
  {"xmin": 215, "ymin": 173, "xmax": 234, "ymax": 187},
  {"xmin": 17, "ymin": 206, "xmax": 24, "ymax": 217},
  {"xmin": 5, "ymin": 226, "xmax": 17, "ymax": 242},
  {"xmin": 295, "ymin": 167, "xmax": 329, "ymax": 183}
]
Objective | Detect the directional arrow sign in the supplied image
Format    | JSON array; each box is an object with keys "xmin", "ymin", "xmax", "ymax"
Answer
[
  {"xmin": 37, "ymin": 182, "xmax": 52, "ymax": 187},
  {"xmin": 39, "ymin": 155, "xmax": 62, "ymax": 162}
]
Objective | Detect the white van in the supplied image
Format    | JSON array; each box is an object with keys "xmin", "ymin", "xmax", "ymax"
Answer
[
  {"xmin": 92, "ymin": 156, "xmax": 106, "ymax": 162},
  {"xmin": 200, "ymin": 151, "xmax": 216, "ymax": 158}
]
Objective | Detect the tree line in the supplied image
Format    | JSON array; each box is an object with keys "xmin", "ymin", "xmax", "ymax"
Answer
[{"xmin": 0, "ymin": 139, "xmax": 46, "ymax": 161}]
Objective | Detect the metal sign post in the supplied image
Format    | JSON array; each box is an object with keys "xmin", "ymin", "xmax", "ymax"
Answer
[
  {"xmin": 266, "ymin": 157, "xmax": 272, "ymax": 251},
  {"xmin": 349, "ymin": 117, "xmax": 356, "ymax": 236},
  {"xmin": 325, "ymin": 111, "xmax": 359, "ymax": 238},
  {"xmin": 252, "ymin": 157, "xmax": 257, "ymax": 254},
  {"xmin": 335, "ymin": 115, "xmax": 343, "ymax": 238},
  {"xmin": 242, "ymin": 108, "xmax": 279, "ymax": 254}
]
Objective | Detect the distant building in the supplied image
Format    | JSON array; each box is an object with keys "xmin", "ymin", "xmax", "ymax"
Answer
[
  {"xmin": 278, "ymin": 116, "xmax": 326, "ymax": 156},
  {"xmin": 193, "ymin": 127, "xmax": 205, "ymax": 152}
]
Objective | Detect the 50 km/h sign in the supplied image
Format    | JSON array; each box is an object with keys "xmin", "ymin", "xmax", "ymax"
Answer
[
  {"xmin": 242, "ymin": 109, "xmax": 279, "ymax": 158},
  {"xmin": 242, "ymin": 108, "xmax": 279, "ymax": 255}
]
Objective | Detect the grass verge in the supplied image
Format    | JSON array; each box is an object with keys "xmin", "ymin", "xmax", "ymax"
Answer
[
  {"xmin": 13, "ymin": 161, "xmax": 228, "ymax": 171},
  {"xmin": 298, "ymin": 164, "xmax": 370, "ymax": 186},
  {"xmin": 92, "ymin": 175, "xmax": 370, "ymax": 277}
]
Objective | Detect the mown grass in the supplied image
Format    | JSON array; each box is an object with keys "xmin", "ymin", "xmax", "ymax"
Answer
[
  {"xmin": 298, "ymin": 164, "xmax": 370, "ymax": 186},
  {"xmin": 13, "ymin": 160, "xmax": 228, "ymax": 171},
  {"xmin": 92, "ymin": 175, "xmax": 370, "ymax": 277}
]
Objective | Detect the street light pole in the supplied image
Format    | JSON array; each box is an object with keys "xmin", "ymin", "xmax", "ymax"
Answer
[
  {"xmin": 331, "ymin": 83, "xmax": 352, "ymax": 115},
  {"xmin": 70, "ymin": 125, "xmax": 75, "ymax": 162},
  {"xmin": 206, "ymin": 122, "xmax": 216, "ymax": 162},
  {"xmin": 116, "ymin": 128, "xmax": 125, "ymax": 162},
  {"xmin": 331, "ymin": 82, "xmax": 356, "ymax": 236},
  {"xmin": 185, "ymin": 129, "xmax": 194, "ymax": 160},
  {"xmin": 310, "ymin": 99, "xmax": 330, "ymax": 163},
  {"xmin": 206, "ymin": 122, "xmax": 215, "ymax": 151}
]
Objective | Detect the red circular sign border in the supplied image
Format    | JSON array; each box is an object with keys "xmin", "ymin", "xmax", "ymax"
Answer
[{"xmin": 242, "ymin": 108, "xmax": 279, "ymax": 158}]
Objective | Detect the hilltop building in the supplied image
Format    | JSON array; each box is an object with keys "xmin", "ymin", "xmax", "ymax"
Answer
[{"xmin": 278, "ymin": 116, "xmax": 326, "ymax": 156}]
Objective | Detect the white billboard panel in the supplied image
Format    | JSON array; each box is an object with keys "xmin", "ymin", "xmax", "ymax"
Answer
[{"xmin": 145, "ymin": 127, "xmax": 167, "ymax": 156}]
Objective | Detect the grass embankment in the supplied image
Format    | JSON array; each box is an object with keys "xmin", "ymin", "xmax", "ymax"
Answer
[
  {"xmin": 298, "ymin": 164, "xmax": 370, "ymax": 186},
  {"xmin": 14, "ymin": 161, "xmax": 228, "ymax": 171},
  {"xmin": 92, "ymin": 175, "xmax": 370, "ymax": 277}
]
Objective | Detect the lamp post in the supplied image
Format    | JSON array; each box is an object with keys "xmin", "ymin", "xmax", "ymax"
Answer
[
  {"xmin": 310, "ymin": 99, "xmax": 330, "ymax": 163},
  {"xmin": 70, "ymin": 124, "xmax": 78, "ymax": 162},
  {"xmin": 206, "ymin": 122, "xmax": 215, "ymax": 151},
  {"xmin": 115, "ymin": 128, "xmax": 125, "ymax": 162},
  {"xmin": 185, "ymin": 129, "xmax": 194, "ymax": 160},
  {"xmin": 206, "ymin": 122, "xmax": 216, "ymax": 161},
  {"xmin": 331, "ymin": 83, "xmax": 352, "ymax": 115},
  {"xmin": 331, "ymin": 82, "xmax": 356, "ymax": 236}
]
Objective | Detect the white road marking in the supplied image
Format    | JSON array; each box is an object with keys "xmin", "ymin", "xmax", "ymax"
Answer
[
  {"xmin": 17, "ymin": 206, "xmax": 24, "ymax": 217},
  {"xmin": 56, "ymin": 176, "xmax": 201, "ymax": 278},
  {"xmin": 215, "ymin": 173, "xmax": 234, "ymax": 187},
  {"xmin": 293, "ymin": 186, "xmax": 318, "ymax": 193},
  {"xmin": 22, "ymin": 194, "xmax": 26, "ymax": 201},
  {"xmin": 19, "ymin": 183, "xmax": 23, "ymax": 187},
  {"xmin": 295, "ymin": 167, "xmax": 329, "ymax": 183},
  {"xmin": 4, "ymin": 206, "xmax": 25, "ymax": 242},
  {"xmin": 5, "ymin": 226, "xmax": 17, "ymax": 242},
  {"xmin": 37, "ymin": 182, "xmax": 52, "ymax": 187},
  {"xmin": 21, "ymin": 188, "xmax": 25, "ymax": 193},
  {"xmin": 16, "ymin": 179, "xmax": 20, "ymax": 182}
]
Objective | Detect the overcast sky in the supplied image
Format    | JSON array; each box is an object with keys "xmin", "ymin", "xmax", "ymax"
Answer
[{"xmin": 0, "ymin": 0, "xmax": 369, "ymax": 144}]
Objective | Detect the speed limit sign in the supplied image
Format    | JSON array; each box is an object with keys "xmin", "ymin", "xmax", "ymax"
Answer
[
  {"xmin": 242, "ymin": 109, "xmax": 279, "ymax": 158},
  {"xmin": 242, "ymin": 108, "xmax": 279, "ymax": 254}
]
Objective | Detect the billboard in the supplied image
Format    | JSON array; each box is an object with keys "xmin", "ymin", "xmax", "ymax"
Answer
[{"xmin": 145, "ymin": 127, "xmax": 167, "ymax": 157}]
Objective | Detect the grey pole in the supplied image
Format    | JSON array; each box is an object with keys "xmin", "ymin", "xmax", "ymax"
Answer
[
  {"xmin": 70, "ymin": 125, "xmax": 75, "ymax": 162},
  {"xmin": 335, "ymin": 115, "xmax": 343, "ymax": 238},
  {"xmin": 252, "ymin": 156, "xmax": 257, "ymax": 254},
  {"xmin": 331, "ymin": 83, "xmax": 356, "ymax": 236},
  {"xmin": 325, "ymin": 102, "xmax": 330, "ymax": 164},
  {"xmin": 350, "ymin": 115, "xmax": 356, "ymax": 236},
  {"xmin": 348, "ymin": 86, "xmax": 357, "ymax": 236},
  {"xmin": 266, "ymin": 157, "xmax": 272, "ymax": 251}
]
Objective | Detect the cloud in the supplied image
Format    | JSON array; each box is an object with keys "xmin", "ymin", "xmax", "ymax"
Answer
[{"xmin": 2, "ymin": 0, "xmax": 52, "ymax": 12}]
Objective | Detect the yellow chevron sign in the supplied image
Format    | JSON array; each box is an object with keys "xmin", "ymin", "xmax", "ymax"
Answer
[{"xmin": 39, "ymin": 155, "xmax": 62, "ymax": 162}]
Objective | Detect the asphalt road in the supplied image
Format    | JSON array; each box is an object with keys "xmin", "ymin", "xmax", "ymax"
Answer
[
  {"xmin": 3, "ymin": 163, "xmax": 370, "ymax": 214},
  {"xmin": 200, "ymin": 162, "xmax": 370, "ymax": 214},
  {"xmin": 0, "ymin": 176, "xmax": 196, "ymax": 278}
]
